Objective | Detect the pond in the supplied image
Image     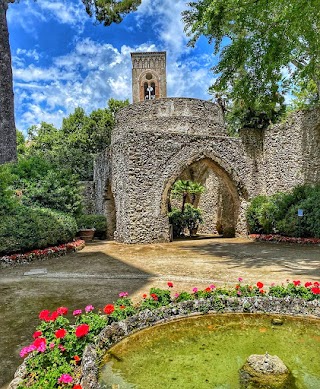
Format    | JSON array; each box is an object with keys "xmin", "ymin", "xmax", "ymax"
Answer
[{"xmin": 100, "ymin": 313, "xmax": 320, "ymax": 389}]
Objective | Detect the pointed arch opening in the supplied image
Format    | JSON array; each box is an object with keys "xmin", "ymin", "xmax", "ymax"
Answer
[{"xmin": 162, "ymin": 157, "xmax": 245, "ymax": 239}]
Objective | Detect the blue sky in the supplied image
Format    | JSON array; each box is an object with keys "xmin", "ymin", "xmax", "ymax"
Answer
[{"xmin": 7, "ymin": 0, "xmax": 218, "ymax": 134}]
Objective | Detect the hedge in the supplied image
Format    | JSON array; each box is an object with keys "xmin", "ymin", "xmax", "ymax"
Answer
[
  {"xmin": 0, "ymin": 206, "xmax": 78, "ymax": 255},
  {"xmin": 247, "ymin": 185, "xmax": 320, "ymax": 238}
]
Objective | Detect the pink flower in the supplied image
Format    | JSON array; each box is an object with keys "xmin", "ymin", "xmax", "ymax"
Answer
[
  {"xmin": 174, "ymin": 293, "xmax": 180, "ymax": 298},
  {"xmin": 49, "ymin": 342, "xmax": 55, "ymax": 349},
  {"xmin": 58, "ymin": 344, "xmax": 66, "ymax": 352},
  {"xmin": 20, "ymin": 345, "xmax": 36, "ymax": 358},
  {"xmin": 238, "ymin": 277, "xmax": 243, "ymax": 282},
  {"xmin": 33, "ymin": 337, "xmax": 46, "ymax": 353},
  {"xmin": 73, "ymin": 309, "xmax": 82, "ymax": 316},
  {"xmin": 119, "ymin": 292, "xmax": 129, "ymax": 298},
  {"xmin": 192, "ymin": 287, "xmax": 198, "ymax": 293},
  {"xmin": 58, "ymin": 374, "xmax": 73, "ymax": 384},
  {"xmin": 85, "ymin": 305, "xmax": 94, "ymax": 313},
  {"xmin": 210, "ymin": 284, "xmax": 216, "ymax": 290}
]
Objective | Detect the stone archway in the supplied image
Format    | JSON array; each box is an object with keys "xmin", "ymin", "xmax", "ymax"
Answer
[
  {"xmin": 163, "ymin": 157, "xmax": 242, "ymax": 237},
  {"xmin": 108, "ymin": 98, "xmax": 255, "ymax": 243},
  {"xmin": 160, "ymin": 152, "xmax": 248, "ymax": 240}
]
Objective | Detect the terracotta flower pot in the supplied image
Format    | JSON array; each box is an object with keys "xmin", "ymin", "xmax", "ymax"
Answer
[{"xmin": 78, "ymin": 229, "xmax": 95, "ymax": 242}]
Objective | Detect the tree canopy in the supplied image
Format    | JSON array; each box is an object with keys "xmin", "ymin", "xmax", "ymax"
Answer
[
  {"xmin": 82, "ymin": 0, "xmax": 141, "ymax": 25},
  {"xmin": 26, "ymin": 99, "xmax": 129, "ymax": 180},
  {"xmin": 183, "ymin": 0, "xmax": 320, "ymax": 131},
  {"xmin": 0, "ymin": 0, "xmax": 141, "ymax": 164}
]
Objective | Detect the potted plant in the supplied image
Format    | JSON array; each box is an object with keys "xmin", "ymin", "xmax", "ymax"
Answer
[
  {"xmin": 77, "ymin": 227, "xmax": 95, "ymax": 242},
  {"xmin": 76, "ymin": 214, "xmax": 107, "ymax": 242},
  {"xmin": 183, "ymin": 203, "xmax": 203, "ymax": 236}
]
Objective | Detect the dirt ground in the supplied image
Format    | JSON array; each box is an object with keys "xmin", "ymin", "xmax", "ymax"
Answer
[{"xmin": 1, "ymin": 237, "xmax": 319, "ymax": 387}]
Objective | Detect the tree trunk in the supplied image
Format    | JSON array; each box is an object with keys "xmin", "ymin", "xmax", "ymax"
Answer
[{"xmin": 0, "ymin": 0, "xmax": 16, "ymax": 164}]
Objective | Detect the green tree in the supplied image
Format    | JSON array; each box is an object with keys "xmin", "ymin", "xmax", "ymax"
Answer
[
  {"xmin": 183, "ymin": 0, "xmax": 320, "ymax": 131},
  {"xmin": 0, "ymin": 0, "xmax": 140, "ymax": 165},
  {"xmin": 9, "ymin": 155, "xmax": 83, "ymax": 215},
  {"xmin": 171, "ymin": 180, "xmax": 205, "ymax": 213},
  {"xmin": 26, "ymin": 99, "xmax": 128, "ymax": 180}
]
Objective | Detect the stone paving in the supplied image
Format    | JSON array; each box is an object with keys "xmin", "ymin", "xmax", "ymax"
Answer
[{"xmin": 1, "ymin": 237, "xmax": 319, "ymax": 387}]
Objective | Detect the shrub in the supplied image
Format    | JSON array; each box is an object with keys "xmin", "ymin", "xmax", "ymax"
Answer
[
  {"xmin": 247, "ymin": 185, "xmax": 320, "ymax": 238},
  {"xmin": 0, "ymin": 207, "xmax": 78, "ymax": 255},
  {"xmin": 183, "ymin": 203, "xmax": 203, "ymax": 234},
  {"xmin": 0, "ymin": 164, "xmax": 18, "ymax": 216},
  {"xmin": 9, "ymin": 155, "xmax": 83, "ymax": 216},
  {"xmin": 76, "ymin": 214, "xmax": 107, "ymax": 239},
  {"xmin": 168, "ymin": 207, "xmax": 186, "ymax": 238},
  {"xmin": 168, "ymin": 204, "xmax": 203, "ymax": 238}
]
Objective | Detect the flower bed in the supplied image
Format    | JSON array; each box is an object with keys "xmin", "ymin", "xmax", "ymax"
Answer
[
  {"xmin": 0, "ymin": 239, "xmax": 85, "ymax": 267},
  {"xmin": 249, "ymin": 234, "xmax": 320, "ymax": 244},
  {"xmin": 9, "ymin": 279, "xmax": 320, "ymax": 389}
]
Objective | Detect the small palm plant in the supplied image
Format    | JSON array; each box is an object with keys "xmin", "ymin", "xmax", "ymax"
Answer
[{"xmin": 171, "ymin": 179, "xmax": 205, "ymax": 212}]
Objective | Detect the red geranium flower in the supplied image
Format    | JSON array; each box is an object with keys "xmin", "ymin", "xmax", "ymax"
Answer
[
  {"xmin": 305, "ymin": 282, "xmax": 313, "ymax": 288},
  {"xmin": 150, "ymin": 293, "xmax": 158, "ymax": 301},
  {"xmin": 48, "ymin": 311, "xmax": 59, "ymax": 321},
  {"xmin": 142, "ymin": 294, "xmax": 147, "ymax": 299},
  {"xmin": 103, "ymin": 304, "xmax": 115, "ymax": 315},
  {"xmin": 74, "ymin": 355, "xmax": 81, "ymax": 363},
  {"xmin": 205, "ymin": 287, "xmax": 211, "ymax": 292},
  {"xmin": 33, "ymin": 337, "xmax": 47, "ymax": 352},
  {"xmin": 32, "ymin": 331, "xmax": 42, "ymax": 339},
  {"xmin": 314, "ymin": 281, "xmax": 320, "ymax": 287},
  {"xmin": 257, "ymin": 282, "xmax": 264, "ymax": 289},
  {"xmin": 260, "ymin": 289, "xmax": 265, "ymax": 294},
  {"xmin": 73, "ymin": 385, "xmax": 82, "ymax": 389},
  {"xmin": 57, "ymin": 306, "xmax": 68, "ymax": 315},
  {"xmin": 311, "ymin": 287, "xmax": 320, "ymax": 295},
  {"xmin": 293, "ymin": 280, "xmax": 301, "ymax": 286},
  {"xmin": 167, "ymin": 282, "xmax": 174, "ymax": 288},
  {"xmin": 75, "ymin": 324, "xmax": 89, "ymax": 338},
  {"xmin": 39, "ymin": 310, "xmax": 50, "ymax": 321},
  {"xmin": 55, "ymin": 328, "xmax": 67, "ymax": 339}
]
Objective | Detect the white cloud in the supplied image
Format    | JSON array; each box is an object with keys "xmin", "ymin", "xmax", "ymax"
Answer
[
  {"xmin": 7, "ymin": 0, "xmax": 87, "ymax": 32},
  {"xmin": 136, "ymin": 0, "xmax": 189, "ymax": 58},
  {"xmin": 11, "ymin": 0, "xmax": 217, "ymax": 133}
]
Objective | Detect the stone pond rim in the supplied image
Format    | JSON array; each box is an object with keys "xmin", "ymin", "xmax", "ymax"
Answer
[{"xmin": 10, "ymin": 295, "xmax": 319, "ymax": 388}]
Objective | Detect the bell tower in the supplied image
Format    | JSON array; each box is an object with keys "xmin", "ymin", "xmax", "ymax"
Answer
[{"xmin": 131, "ymin": 52, "xmax": 167, "ymax": 103}]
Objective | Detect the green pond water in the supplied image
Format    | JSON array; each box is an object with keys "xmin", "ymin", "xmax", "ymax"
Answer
[{"xmin": 99, "ymin": 313, "xmax": 320, "ymax": 389}]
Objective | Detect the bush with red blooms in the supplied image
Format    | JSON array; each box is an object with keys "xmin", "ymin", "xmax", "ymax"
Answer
[
  {"xmin": 17, "ymin": 280, "xmax": 320, "ymax": 388},
  {"xmin": 0, "ymin": 239, "xmax": 85, "ymax": 266},
  {"xmin": 249, "ymin": 234, "xmax": 320, "ymax": 244}
]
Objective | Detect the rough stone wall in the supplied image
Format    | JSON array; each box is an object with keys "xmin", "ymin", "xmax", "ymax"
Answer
[
  {"xmin": 111, "ymin": 98, "xmax": 256, "ymax": 243},
  {"xmin": 79, "ymin": 181, "xmax": 96, "ymax": 214},
  {"xmin": 93, "ymin": 99, "xmax": 320, "ymax": 243},
  {"xmin": 262, "ymin": 108, "xmax": 320, "ymax": 195},
  {"xmin": 197, "ymin": 171, "xmax": 220, "ymax": 234},
  {"xmin": 93, "ymin": 149, "xmax": 116, "ymax": 239}
]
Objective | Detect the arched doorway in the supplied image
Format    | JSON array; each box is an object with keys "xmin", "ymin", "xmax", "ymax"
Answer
[{"xmin": 161, "ymin": 156, "xmax": 247, "ymax": 239}]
